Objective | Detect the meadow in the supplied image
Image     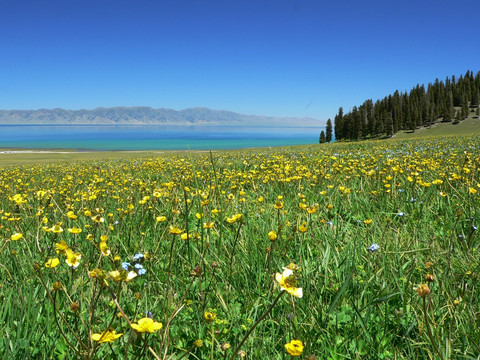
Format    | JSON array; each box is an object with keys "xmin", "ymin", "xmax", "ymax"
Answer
[{"xmin": 1, "ymin": 134, "xmax": 479, "ymax": 359}]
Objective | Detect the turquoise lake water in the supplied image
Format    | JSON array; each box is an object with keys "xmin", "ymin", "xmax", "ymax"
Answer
[{"xmin": 0, "ymin": 125, "xmax": 324, "ymax": 150}]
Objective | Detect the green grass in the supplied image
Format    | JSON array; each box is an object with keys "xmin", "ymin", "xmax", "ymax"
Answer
[
  {"xmin": 0, "ymin": 134, "xmax": 479, "ymax": 359},
  {"xmin": 393, "ymin": 110, "xmax": 480, "ymax": 140}
]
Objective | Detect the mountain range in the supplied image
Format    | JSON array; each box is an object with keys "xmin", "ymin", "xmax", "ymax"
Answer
[{"xmin": 0, "ymin": 107, "xmax": 322, "ymax": 127}]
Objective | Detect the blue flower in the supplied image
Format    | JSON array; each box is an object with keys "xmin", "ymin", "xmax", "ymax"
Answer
[
  {"xmin": 121, "ymin": 262, "xmax": 131, "ymax": 271},
  {"xmin": 135, "ymin": 263, "xmax": 146, "ymax": 275},
  {"xmin": 133, "ymin": 253, "xmax": 144, "ymax": 262},
  {"xmin": 367, "ymin": 243, "xmax": 380, "ymax": 253}
]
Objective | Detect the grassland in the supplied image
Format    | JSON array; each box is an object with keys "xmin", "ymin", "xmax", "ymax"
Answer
[
  {"xmin": 393, "ymin": 110, "xmax": 480, "ymax": 140},
  {"xmin": 0, "ymin": 131, "xmax": 480, "ymax": 359}
]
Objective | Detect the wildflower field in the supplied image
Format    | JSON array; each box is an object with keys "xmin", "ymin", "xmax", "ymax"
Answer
[{"xmin": 1, "ymin": 135, "xmax": 479, "ymax": 359}]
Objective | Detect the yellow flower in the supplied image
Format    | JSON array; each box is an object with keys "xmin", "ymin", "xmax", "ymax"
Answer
[
  {"xmin": 414, "ymin": 283, "xmax": 431, "ymax": 297},
  {"xmin": 298, "ymin": 223, "xmax": 308, "ymax": 233},
  {"xmin": 226, "ymin": 214, "xmax": 243, "ymax": 224},
  {"xmin": 100, "ymin": 241, "xmax": 111, "ymax": 256},
  {"xmin": 131, "ymin": 317, "xmax": 163, "ymax": 333},
  {"xmin": 66, "ymin": 211, "xmax": 78, "ymax": 219},
  {"xmin": 194, "ymin": 339, "xmax": 204, "ymax": 348},
  {"xmin": 67, "ymin": 227, "xmax": 82, "ymax": 234},
  {"xmin": 91, "ymin": 329, "xmax": 123, "ymax": 343},
  {"xmin": 274, "ymin": 201, "xmax": 284, "ymax": 210},
  {"xmin": 55, "ymin": 240, "xmax": 69, "ymax": 255},
  {"xmin": 92, "ymin": 214, "xmax": 105, "ymax": 223},
  {"xmin": 169, "ymin": 226, "xmax": 183, "ymax": 235},
  {"xmin": 204, "ymin": 311, "xmax": 217, "ymax": 322},
  {"xmin": 10, "ymin": 233, "xmax": 23, "ymax": 241},
  {"xmin": 469, "ymin": 187, "xmax": 477, "ymax": 194},
  {"xmin": 65, "ymin": 248, "xmax": 82, "ymax": 268},
  {"xmin": 363, "ymin": 219, "xmax": 373, "ymax": 225},
  {"xmin": 50, "ymin": 223, "xmax": 63, "ymax": 233},
  {"xmin": 203, "ymin": 221, "xmax": 214, "ymax": 229},
  {"xmin": 275, "ymin": 268, "xmax": 303, "ymax": 298},
  {"xmin": 45, "ymin": 258, "xmax": 60, "ymax": 268},
  {"xmin": 89, "ymin": 268, "xmax": 104, "ymax": 278},
  {"xmin": 156, "ymin": 215, "xmax": 166, "ymax": 222},
  {"xmin": 268, "ymin": 230, "xmax": 278, "ymax": 241},
  {"xmin": 109, "ymin": 270, "xmax": 123, "ymax": 282},
  {"xmin": 285, "ymin": 339, "xmax": 304, "ymax": 356}
]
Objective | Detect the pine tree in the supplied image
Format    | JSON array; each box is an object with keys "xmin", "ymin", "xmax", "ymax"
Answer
[
  {"xmin": 319, "ymin": 131, "xmax": 326, "ymax": 144},
  {"xmin": 325, "ymin": 119, "xmax": 333, "ymax": 142},
  {"xmin": 334, "ymin": 107, "xmax": 343, "ymax": 141}
]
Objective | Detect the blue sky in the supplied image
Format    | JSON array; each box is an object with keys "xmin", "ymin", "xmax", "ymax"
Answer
[{"xmin": 1, "ymin": 0, "xmax": 479, "ymax": 123}]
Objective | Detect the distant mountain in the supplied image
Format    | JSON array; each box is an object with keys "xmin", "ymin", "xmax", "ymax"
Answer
[{"xmin": 0, "ymin": 107, "xmax": 322, "ymax": 127}]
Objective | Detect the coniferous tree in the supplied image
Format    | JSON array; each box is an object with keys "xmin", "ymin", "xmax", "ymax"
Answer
[
  {"xmin": 443, "ymin": 90, "xmax": 454, "ymax": 122},
  {"xmin": 461, "ymin": 95, "xmax": 469, "ymax": 119},
  {"xmin": 332, "ymin": 70, "xmax": 480, "ymax": 140},
  {"xmin": 334, "ymin": 107, "xmax": 344, "ymax": 141},
  {"xmin": 319, "ymin": 131, "xmax": 326, "ymax": 144},
  {"xmin": 325, "ymin": 119, "xmax": 333, "ymax": 142}
]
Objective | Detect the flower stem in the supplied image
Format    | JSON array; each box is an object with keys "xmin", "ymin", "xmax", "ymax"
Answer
[
  {"xmin": 423, "ymin": 296, "xmax": 444, "ymax": 360},
  {"xmin": 228, "ymin": 291, "xmax": 285, "ymax": 360}
]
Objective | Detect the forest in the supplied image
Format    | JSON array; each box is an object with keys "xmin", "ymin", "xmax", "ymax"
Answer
[{"xmin": 330, "ymin": 70, "xmax": 480, "ymax": 141}]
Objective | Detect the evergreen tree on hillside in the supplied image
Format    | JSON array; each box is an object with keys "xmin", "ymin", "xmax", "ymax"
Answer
[
  {"xmin": 332, "ymin": 70, "xmax": 480, "ymax": 140},
  {"xmin": 325, "ymin": 119, "xmax": 333, "ymax": 142},
  {"xmin": 443, "ymin": 90, "xmax": 454, "ymax": 122},
  {"xmin": 334, "ymin": 107, "xmax": 344, "ymax": 140}
]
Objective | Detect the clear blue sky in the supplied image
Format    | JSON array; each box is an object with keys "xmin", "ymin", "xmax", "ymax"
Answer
[{"xmin": 1, "ymin": 0, "xmax": 479, "ymax": 123}]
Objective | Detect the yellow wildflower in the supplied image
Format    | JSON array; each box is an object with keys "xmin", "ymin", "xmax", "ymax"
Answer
[
  {"xmin": 268, "ymin": 230, "xmax": 277, "ymax": 241},
  {"xmin": 204, "ymin": 311, "xmax": 217, "ymax": 322},
  {"xmin": 55, "ymin": 240, "xmax": 69, "ymax": 255},
  {"xmin": 10, "ymin": 233, "xmax": 23, "ymax": 241},
  {"xmin": 285, "ymin": 339, "xmax": 304, "ymax": 356},
  {"xmin": 65, "ymin": 248, "xmax": 82, "ymax": 268},
  {"xmin": 45, "ymin": 258, "xmax": 60, "ymax": 268},
  {"xmin": 91, "ymin": 329, "xmax": 123, "ymax": 343},
  {"xmin": 275, "ymin": 268, "xmax": 303, "ymax": 298},
  {"xmin": 131, "ymin": 317, "xmax": 163, "ymax": 333},
  {"xmin": 414, "ymin": 283, "xmax": 431, "ymax": 297}
]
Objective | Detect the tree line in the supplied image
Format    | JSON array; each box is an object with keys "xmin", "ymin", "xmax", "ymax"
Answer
[{"xmin": 324, "ymin": 70, "xmax": 480, "ymax": 142}]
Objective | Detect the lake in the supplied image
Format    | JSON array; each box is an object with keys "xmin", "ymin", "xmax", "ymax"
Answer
[{"xmin": 0, "ymin": 125, "xmax": 324, "ymax": 151}]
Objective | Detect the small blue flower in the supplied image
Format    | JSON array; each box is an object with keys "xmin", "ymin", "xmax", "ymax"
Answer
[
  {"xmin": 398, "ymin": 189, "xmax": 405, "ymax": 193},
  {"xmin": 326, "ymin": 221, "xmax": 333, "ymax": 226},
  {"xmin": 397, "ymin": 212, "xmax": 406, "ymax": 217},
  {"xmin": 134, "ymin": 263, "xmax": 146, "ymax": 275},
  {"xmin": 133, "ymin": 253, "xmax": 144, "ymax": 262},
  {"xmin": 472, "ymin": 225, "xmax": 478, "ymax": 232},
  {"xmin": 410, "ymin": 197, "xmax": 417, "ymax": 203},
  {"xmin": 145, "ymin": 311, "xmax": 153, "ymax": 318},
  {"xmin": 121, "ymin": 262, "xmax": 131, "ymax": 271},
  {"xmin": 367, "ymin": 243, "xmax": 380, "ymax": 253}
]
